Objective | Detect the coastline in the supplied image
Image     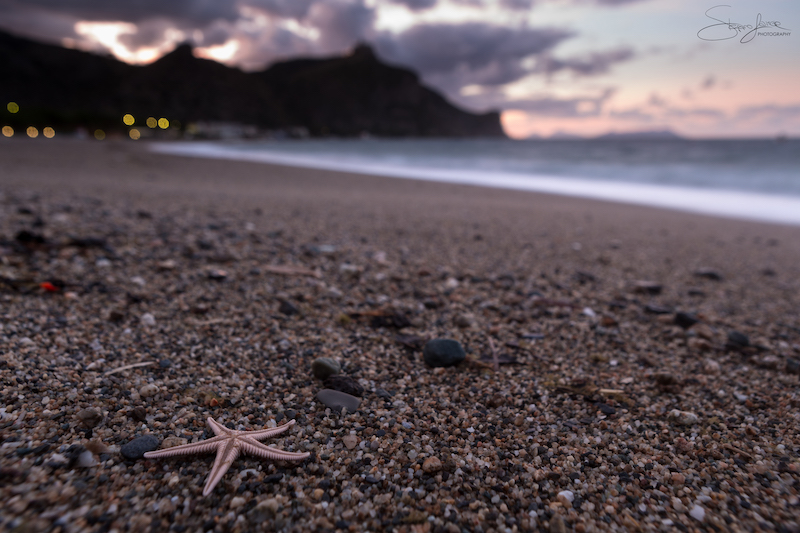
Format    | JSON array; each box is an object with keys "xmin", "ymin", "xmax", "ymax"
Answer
[{"xmin": 2, "ymin": 138, "xmax": 800, "ymax": 532}]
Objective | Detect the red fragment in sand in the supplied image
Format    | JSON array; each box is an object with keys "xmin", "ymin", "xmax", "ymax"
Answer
[{"xmin": 40, "ymin": 282, "xmax": 60, "ymax": 292}]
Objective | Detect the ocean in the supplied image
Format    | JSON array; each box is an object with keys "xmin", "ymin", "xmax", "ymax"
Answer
[{"xmin": 151, "ymin": 138, "xmax": 800, "ymax": 226}]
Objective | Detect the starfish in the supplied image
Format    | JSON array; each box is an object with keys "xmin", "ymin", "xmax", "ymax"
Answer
[{"xmin": 144, "ymin": 418, "xmax": 310, "ymax": 496}]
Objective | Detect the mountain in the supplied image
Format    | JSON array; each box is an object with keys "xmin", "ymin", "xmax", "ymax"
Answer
[
  {"xmin": 594, "ymin": 129, "xmax": 683, "ymax": 140},
  {"xmin": 0, "ymin": 31, "xmax": 505, "ymax": 138}
]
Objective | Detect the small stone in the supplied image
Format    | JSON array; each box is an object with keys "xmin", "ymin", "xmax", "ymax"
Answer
[
  {"xmin": 229, "ymin": 496, "xmax": 246, "ymax": 509},
  {"xmin": 311, "ymin": 357, "xmax": 341, "ymax": 380},
  {"xmin": 557, "ymin": 490, "xmax": 575, "ymax": 506},
  {"xmin": 158, "ymin": 359, "xmax": 172, "ymax": 368},
  {"xmin": 342, "ymin": 435, "xmax": 358, "ymax": 450},
  {"xmin": 689, "ymin": 504, "xmax": 705, "ymax": 522},
  {"xmin": 787, "ymin": 358, "xmax": 800, "ymax": 375},
  {"xmin": 323, "ymin": 375, "xmax": 364, "ymax": 397},
  {"xmin": 77, "ymin": 450, "xmax": 97, "ymax": 468},
  {"xmin": 278, "ymin": 299, "xmax": 300, "ymax": 316},
  {"xmin": 757, "ymin": 355, "xmax": 780, "ymax": 370},
  {"xmin": 139, "ymin": 384, "xmax": 159, "ymax": 398},
  {"xmin": 121, "ymin": 435, "xmax": 159, "ymax": 460},
  {"xmin": 549, "ymin": 515, "xmax": 567, "ymax": 533},
  {"xmin": 107, "ymin": 309, "xmax": 125, "ymax": 322},
  {"xmin": 631, "ymin": 280, "xmax": 662, "ymax": 295},
  {"xmin": 422, "ymin": 456, "xmax": 442, "ymax": 473},
  {"xmin": 668, "ymin": 409, "xmax": 698, "ymax": 426},
  {"xmin": 703, "ymin": 359, "xmax": 721, "ymax": 374},
  {"xmin": 454, "ymin": 313, "xmax": 476, "ymax": 328},
  {"xmin": 131, "ymin": 406, "xmax": 147, "ymax": 422},
  {"xmin": 694, "ymin": 323, "xmax": 716, "ymax": 340},
  {"xmin": 76, "ymin": 408, "xmax": 103, "ymax": 429},
  {"xmin": 597, "ymin": 403, "xmax": 616, "ymax": 415},
  {"xmin": 423, "ymin": 339, "xmax": 466, "ymax": 368},
  {"xmin": 207, "ymin": 269, "xmax": 228, "ymax": 281},
  {"xmin": 141, "ymin": 313, "xmax": 156, "ymax": 327},
  {"xmin": 726, "ymin": 330, "xmax": 750, "ymax": 349},
  {"xmin": 695, "ymin": 268, "xmax": 723, "ymax": 281},
  {"xmin": 316, "ymin": 389, "xmax": 360, "ymax": 412},
  {"xmin": 670, "ymin": 472, "xmax": 686, "ymax": 485},
  {"xmin": 644, "ymin": 304, "xmax": 672, "ymax": 314},
  {"xmin": 674, "ymin": 312, "xmax": 699, "ymax": 329}
]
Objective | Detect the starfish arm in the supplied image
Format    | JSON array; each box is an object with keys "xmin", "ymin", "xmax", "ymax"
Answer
[
  {"xmin": 143, "ymin": 435, "xmax": 227, "ymax": 458},
  {"xmin": 240, "ymin": 436, "xmax": 311, "ymax": 461},
  {"xmin": 202, "ymin": 440, "xmax": 241, "ymax": 496},
  {"xmin": 246, "ymin": 419, "xmax": 296, "ymax": 441},
  {"xmin": 207, "ymin": 417, "xmax": 233, "ymax": 437}
]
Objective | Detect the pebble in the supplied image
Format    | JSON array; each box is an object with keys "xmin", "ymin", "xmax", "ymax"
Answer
[
  {"xmin": 674, "ymin": 312, "xmax": 699, "ymax": 329},
  {"xmin": 689, "ymin": 504, "xmax": 705, "ymax": 521},
  {"xmin": 786, "ymin": 358, "xmax": 800, "ymax": 375},
  {"xmin": 121, "ymin": 435, "xmax": 159, "ymax": 460},
  {"xmin": 316, "ymin": 389, "xmax": 360, "ymax": 412},
  {"xmin": 422, "ymin": 456, "xmax": 442, "ymax": 473},
  {"xmin": 668, "ymin": 409, "xmax": 699, "ymax": 426},
  {"xmin": 76, "ymin": 408, "xmax": 103, "ymax": 429},
  {"xmin": 230, "ymin": 496, "xmax": 246, "ymax": 509},
  {"xmin": 422, "ymin": 339, "xmax": 466, "ymax": 368},
  {"xmin": 323, "ymin": 375, "xmax": 364, "ymax": 397},
  {"xmin": 311, "ymin": 357, "xmax": 341, "ymax": 380},
  {"xmin": 140, "ymin": 313, "xmax": 156, "ymax": 327},
  {"xmin": 557, "ymin": 490, "xmax": 575, "ymax": 504},
  {"xmin": 631, "ymin": 280, "xmax": 662, "ymax": 295},
  {"xmin": 77, "ymin": 450, "xmax": 97, "ymax": 468},
  {"xmin": 139, "ymin": 384, "xmax": 159, "ymax": 398},
  {"xmin": 726, "ymin": 330, "xmax": 750, "ymax": 349},
  {"xmin": 695, "ymin": 268, "xmax": 723, "ymax": 281},
  {"xmin": 342, "ymin": 435, "xmax": 358, "ymax": 450},
  {"xmin": 131, "ymin": 406, "xmax": 147, "ymax": 422},
  {"xmin": 278, "ymin": 299, "xmax": 300, "ymax": 316}
]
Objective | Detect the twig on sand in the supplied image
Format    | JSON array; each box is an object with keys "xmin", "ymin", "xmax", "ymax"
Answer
[
  {"xmin": 104, "ymin": 361, "xmax": 155, "ymax": 375},
  {"xmin": 263, "ymin": 264, "xmax": 321, "ymax": 278},
  {"xmin": 723, "ymin": 443, "xmax": 753, "ymax": 460}
]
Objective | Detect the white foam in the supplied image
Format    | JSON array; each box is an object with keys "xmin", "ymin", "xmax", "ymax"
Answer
[{"xmin": 151, "ymin": 142, "xmax": 800, "ymax": 226}]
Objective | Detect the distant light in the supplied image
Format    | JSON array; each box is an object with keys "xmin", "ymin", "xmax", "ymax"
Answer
[
  {"xmin": 123, "ymin": 113, "xmax": 135, "ymax": 126},
  {"xmin": 158, "ymin": 118, "xmax": 169, "ymax": 129},
  {"xmin": 2, "ymin": 126, "xmax": 12, "ymax": 137},
  {"xmin": 129, "ymin": 128, "xmax": 141, "ymax": 140},
  {"xmin": 94, "ymin": 129, "xmax": 106, "ymax": 140},
  {"xmin": 27, "ymin": 126, "xmax": 38, "ymax": 138},
  {"xmin": 7, "ymin": 102, "xmax": 19, "ymax": 113},
  {"xmin": 146, "ymin": 117, "xmax": 157, "ymax": 128},
  {"xmin": 43, "ymin": 127, "xmax": 55, "ymax": 138}
]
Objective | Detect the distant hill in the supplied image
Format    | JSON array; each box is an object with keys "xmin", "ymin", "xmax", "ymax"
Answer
[
  {"xmin": 594, "ymin": 129, "xmax": 683, "ymax": 140},
  {"xmin": 0, "ymin": 31, "xmax": 504, "ymax": 138}
]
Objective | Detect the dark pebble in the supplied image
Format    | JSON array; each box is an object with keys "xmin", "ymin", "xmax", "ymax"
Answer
[
  {"xmin": 316, "ymin": 389, "xmax": 360, "ymax": 412},
  {"xmin": 365, "ymin": 475, "xmax": 380, "ymax": 484},
  {"xmin": 311, "ymin": 357, "xmax": 341, "ymax": 380},
  {"xmin": 323, "ymin": 375, "xmax": 364, "ymax": 397},
  {"xmin": 786, "ymin": 358, "xmax": 800, "ymax": 375},
  {"xmin": 121, "ymin": 435, "xmax": 159, "ymax": 460},
  {"xmin": 674, "ymin": 312, "xmax": 699, "ymax": 329},
  {"xmin": 158, "ymin": 359, "xmax": 172, "ymax": 368},
  {"xmin": 597, "ymin": 403, "xmax": 616, "ymax": 415},
  {"xmin": 278, "ymin": 299, "xmax": 300, "ymax": 316},
  {"xmin": 695, "ymin": 268, "xmax": 723, "ymax": 281},
  {"xmin": 375, "ymin": 388, "xmax": 393, "ymax": 399},
  {"xmin": 726, "ymin": 331, "xmax": 750, "ymax": 349},
  {"xmin": 644, "ymin": 304, "xmax": 672, "ymax": 315},
  {"xmin": 131, "ymin": 406, "xmax": 147, "ymax": 422},
  {"xmin": 423, "ymin": 339, "xmax": 466, "ymax": 368}
]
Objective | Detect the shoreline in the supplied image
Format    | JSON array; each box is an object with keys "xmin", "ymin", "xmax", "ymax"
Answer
[
  {"xmin": 1, "ymin": 138, "xmax": 800, "ymax": 532},
  {"xmin": 150, "ymin": 139, "xmax": 800, "ymax": 227}
]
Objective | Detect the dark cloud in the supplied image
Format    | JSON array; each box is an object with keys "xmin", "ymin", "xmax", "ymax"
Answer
[
  {"xmin": 246, "ymin": 0, "xmax": 315, "ymax": 19},
  {"xmin": 700, "ymin": 75, "xmax": 715, "ymax": 89},
  {"xmin": 533, "ymin": 47, "xmax": 634, "ymax": 76},
  {"xmin": 388, "ymin": 0, "xmax": 438, "ymax": 11},
  {"xmin": 457, "ymin": 87, "xmax": 615, "ymax": 115},
  {"xmin": 306, "ymin": 0, "xmax": 375, "ymax": 51},
  {"xmin": 375, "ymin": 22, "xmax": 572, "ymax": 89}
]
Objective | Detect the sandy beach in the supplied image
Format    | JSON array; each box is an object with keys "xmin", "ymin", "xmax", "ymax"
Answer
[{"xmin": 2, "ymin": 138, "xmax": 799, "ymax": 532}]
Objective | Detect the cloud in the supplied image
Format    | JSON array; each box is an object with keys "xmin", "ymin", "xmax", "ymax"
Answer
[
  {"xmin": 375, "ymin": 22, "xmax": 572, "ymax": 90},
  {"xmin": 305, "ymin": 0, "xmax": 375, "ymax": 51},
  {"xmin": 701, "ymin": 75, "xmax": 715, "ymax": 89},
  {"xmin": 388, "ymin": 0, "xmax": 439, "ymax": 11},
  {"xmin": 533, "ymin": 47, "xmax": 635, "ymax": 77},
  {"xmin": 246, "ymin": 0, "xmax": 316, "ymax": 19},
  {"xmin": 7, "ymin": 0, "xmax": 240, "ymax": 25}
]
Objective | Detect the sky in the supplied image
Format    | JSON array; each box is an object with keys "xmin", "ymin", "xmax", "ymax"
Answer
[{"xmin": 1, "ymin": 0, "xmax": 798, "ymax": 139}]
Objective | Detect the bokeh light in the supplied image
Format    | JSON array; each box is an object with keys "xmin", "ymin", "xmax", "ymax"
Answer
[
  {"xmin": 129, "ymin": 128, "xmax": 141, "ymax": 140},
  {"xmin": 158, "ymin": 118, "xmax": 169, "ymax": 129},
  {"xmin": 7, "ymin": 102, "xmax": 19, "ymax": 113},
  {"xmin": 172, "ymin": 120, "xmax": 182, "ymax": 130},
  {"xmin": 94, "ymin": 129, "xmax": 106, "ymax": 140},
  {"xmin": 43, "ymin": 127, "xmax": 55, "ymax": 138},
  {"xmin": 27, "ymin": 126, "xmax": 38, "ymax": 138},
  {"xmin": 146, "ymin": 117, "xmax": 157, "ymax": 128},
  {"xmin": 123, "ymin": 113, "xmax": 135, "ymax": 126},
  {"xmin": 2, "ymin": 126, "xmax": 13, "ymax": 137}
]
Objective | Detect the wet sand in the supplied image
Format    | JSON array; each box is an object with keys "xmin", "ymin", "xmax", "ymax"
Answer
[{"xmin": 1, "ymin": 138, "xmax": 799, "ymax": 532}]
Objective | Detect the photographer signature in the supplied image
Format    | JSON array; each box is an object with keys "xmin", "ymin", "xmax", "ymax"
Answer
[{"xmin": 698, "ymin": 5, "xmax": 791, "ymax": 43}]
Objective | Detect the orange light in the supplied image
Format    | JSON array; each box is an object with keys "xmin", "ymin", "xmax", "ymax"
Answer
[
  {"xmin": 1, "ymin": 126, "xmax": 12, "ymax": 137},
  {"xmin": 129, "ymin": 128, "xmax": 141, "ymax": 140},
  {"xmin": 27, "ymin": 126, "xmax": 38, "ymax": 138},
  {"xmin": 43, "ymin": 127, "xmax": 55, "ymax": 138},
  {"xmin": 94, "ymin": 129, "xmax": 106, "ymax": 140},
  {"xmin": 146, "ymin": 117, "xmax": 157, "ymax": 128}
]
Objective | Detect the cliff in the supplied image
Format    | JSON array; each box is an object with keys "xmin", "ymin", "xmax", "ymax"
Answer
[{"xmin": 0, "ymin": 31, "xmax": 505, "ymax": 138}]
